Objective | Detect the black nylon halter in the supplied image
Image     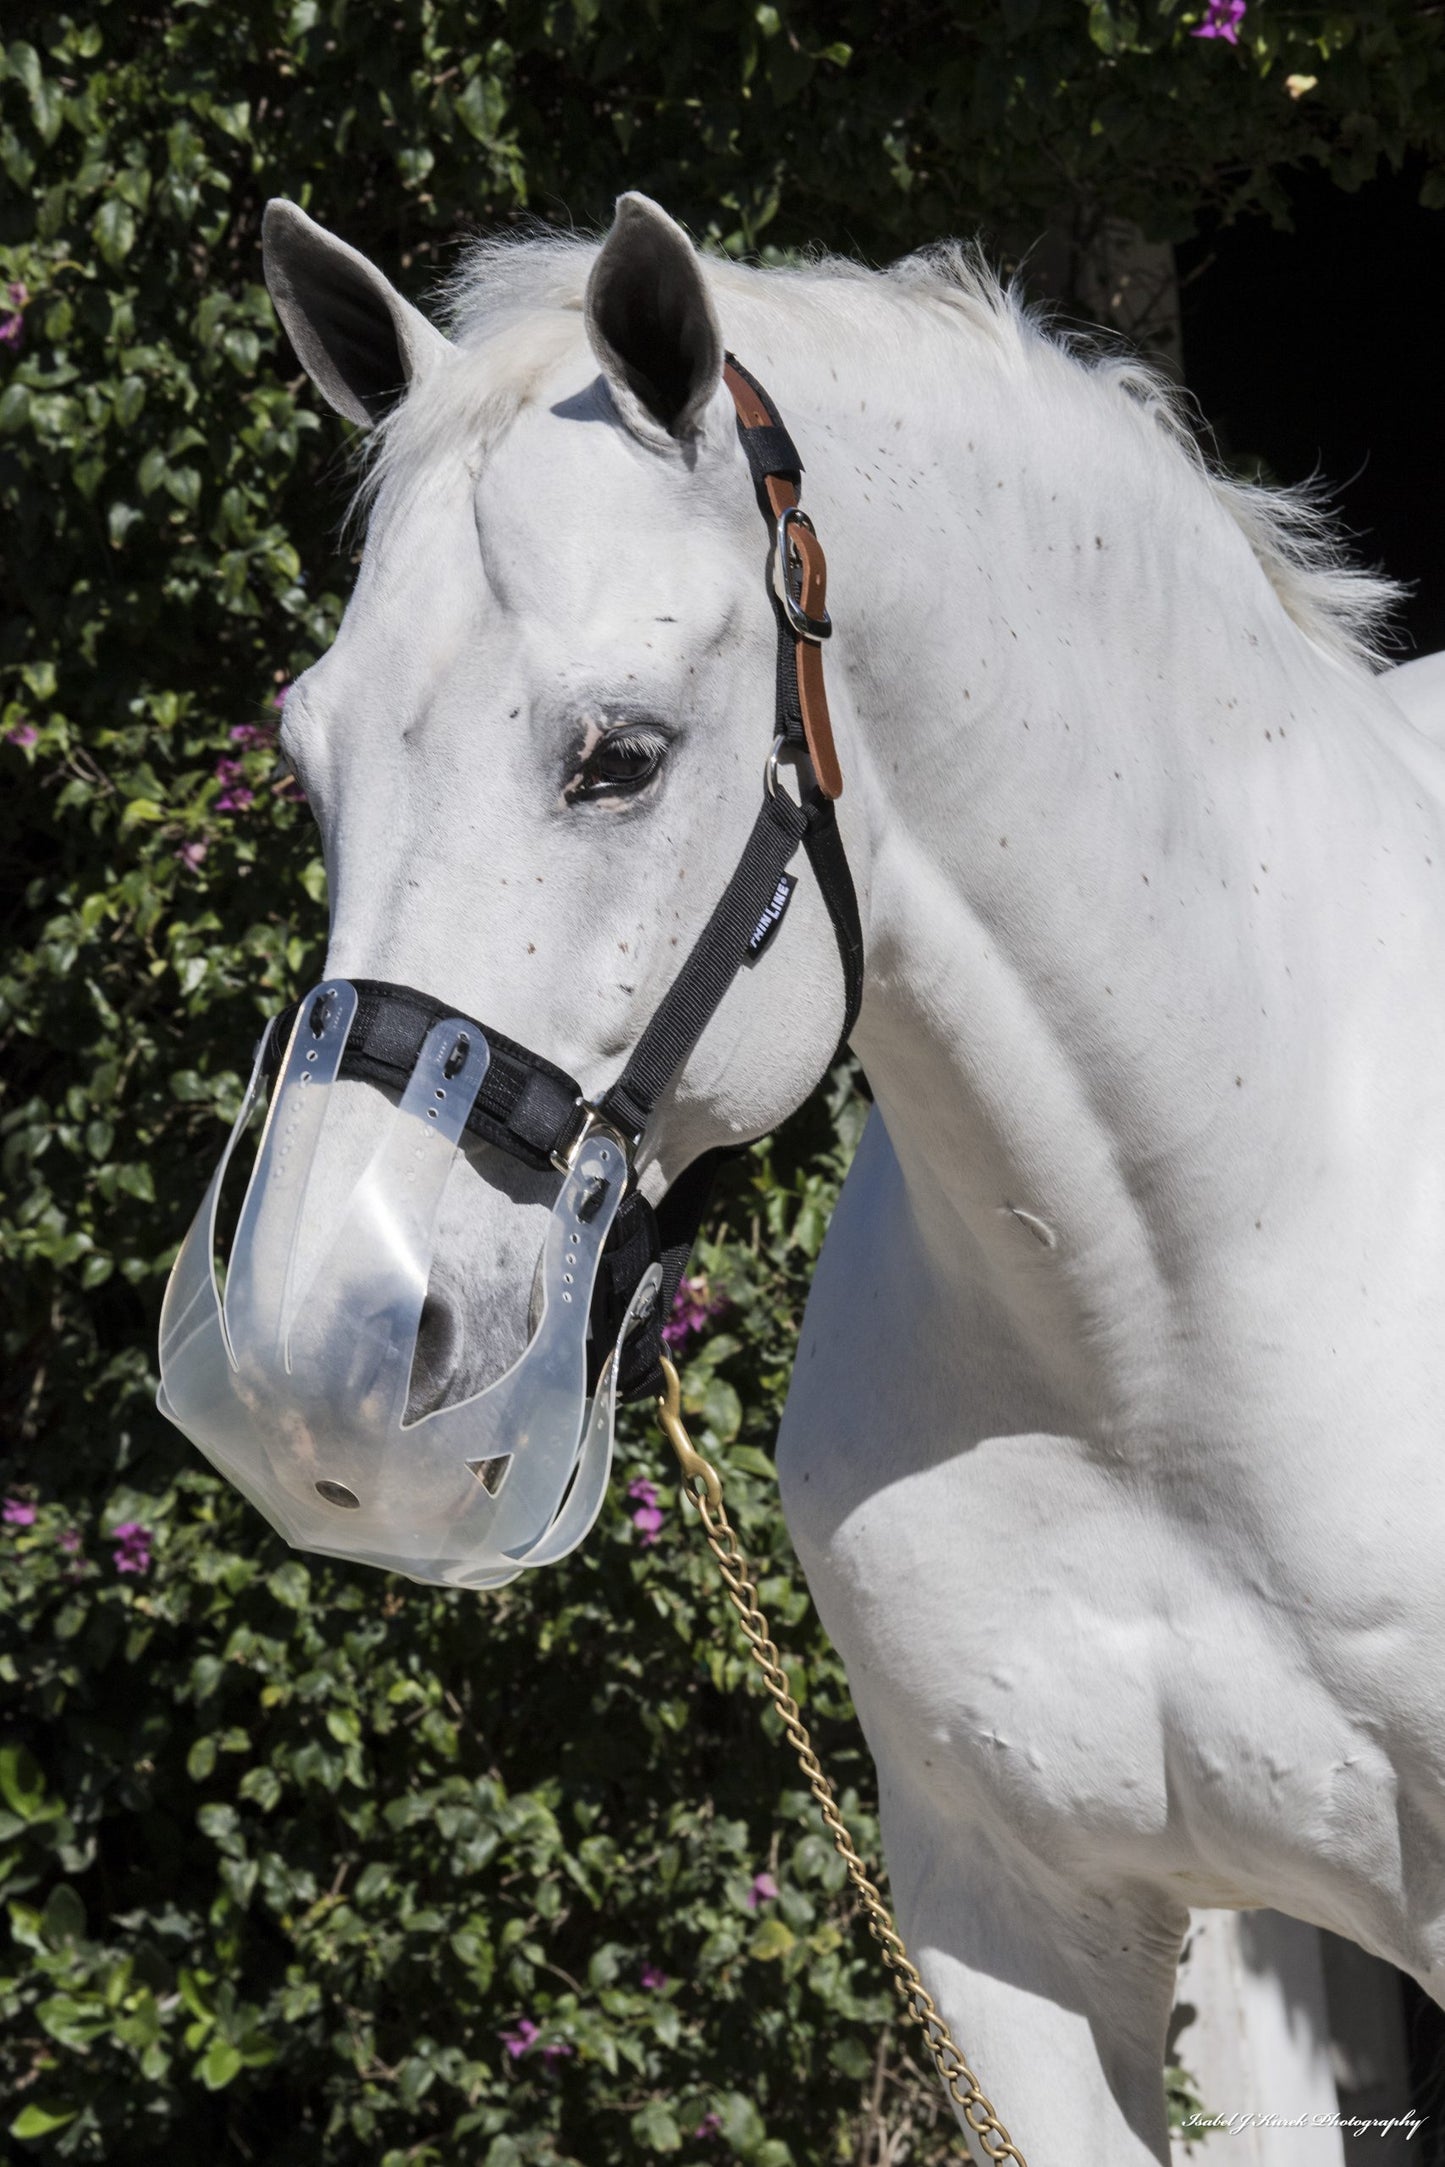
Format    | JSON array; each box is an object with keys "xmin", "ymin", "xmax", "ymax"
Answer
[{"xmin": 263, "ymin": 360, "xmax": 864, "ymax": 1400}]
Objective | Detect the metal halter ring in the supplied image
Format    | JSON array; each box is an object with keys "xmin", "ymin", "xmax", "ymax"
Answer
[
  {"xmin": 776, "ymin": 506, "xmax": 832, "ymax": 643},
  {"xmin": 551, "ymin": 1100, "xmax": 640, "ymax": 1181},
  {"xmin": 764, "ymin": 732, "xmax": 810, "ymax": 802}
]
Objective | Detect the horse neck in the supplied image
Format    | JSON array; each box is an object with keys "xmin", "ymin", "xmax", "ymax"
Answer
[{"xmin": 807, "ymin": 339, "xmax": 1413, "ymax": 1423}]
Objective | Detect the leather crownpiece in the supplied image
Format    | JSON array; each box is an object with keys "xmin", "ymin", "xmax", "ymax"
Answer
[{"xmin": 722, "ymin": 361, "xmax": 843, "ymax": 800}]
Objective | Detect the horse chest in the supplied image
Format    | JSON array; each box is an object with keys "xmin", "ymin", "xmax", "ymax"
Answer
[{"xmin": 778, "ymin": 1108, "xmax": 1445, "ymax": 1925}]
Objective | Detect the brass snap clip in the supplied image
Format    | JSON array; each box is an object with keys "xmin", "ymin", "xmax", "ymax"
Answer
[{"xmin": 656, "ymin": 1354, "xmax": 723, "ymax": 1513}]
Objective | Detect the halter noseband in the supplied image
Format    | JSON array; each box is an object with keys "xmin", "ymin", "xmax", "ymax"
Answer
[{"xmin": 263, "ymin": 358, "xmax": 864, "ymax": 1401}]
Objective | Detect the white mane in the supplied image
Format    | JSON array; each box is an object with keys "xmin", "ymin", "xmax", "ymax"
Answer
[{"xmin": 359, "ymin": 230, "xmax": 1399, "ymax": 671}]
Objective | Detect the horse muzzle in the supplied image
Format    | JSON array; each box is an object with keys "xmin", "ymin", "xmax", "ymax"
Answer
[{"xmin": 156, "ymin": 979, "xmax": 656, "ymax": 1589}]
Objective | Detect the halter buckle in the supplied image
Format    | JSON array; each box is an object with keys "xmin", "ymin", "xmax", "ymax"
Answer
[{"xmin": 776, "ymin": 506, "xmax": 832, "ymax": 643}]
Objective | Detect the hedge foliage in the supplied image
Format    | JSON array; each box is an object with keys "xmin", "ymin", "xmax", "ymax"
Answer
[{"xmin": 3, "ymin": 4, "xmax": 1444, "ymax": 2162}]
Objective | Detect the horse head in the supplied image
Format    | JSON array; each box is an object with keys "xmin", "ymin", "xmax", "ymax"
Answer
[{"xmin": 158, "ymin": 196, "xmax": 860, "ymax": 1583}]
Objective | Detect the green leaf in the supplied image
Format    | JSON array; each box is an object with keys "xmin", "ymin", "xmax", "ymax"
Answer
[
  {"xmin": 198, "ymin": 2037, "xmax": 244, "ymax": 2089},
  {"xmin": 165, "ymin": 464, "xmax": 202, "ymax": 512},
  {"xmin": 221, "ymin": 326, "xmax": 260, "ymax": 374},
  {"xmin": 187, "ymin": 1735, "xmax": 217, "ymax": 1782},
  {"xmin": 0, "ymin": 1742, "xmax": 47, "ymax": 1819},
  {"xmin": 454, "ymin": 74, "xmax": 506, "ymax": 143},
  {"xmin": 719, "ymin": 2093, "xmax": 766, "ymax": 2150},
  {"xmin": 94, "ymin": 196, "xmax": 137, "ymax": 265},
  {"xmin": 629, "ymin": 2099, "xmax": 682, "ymax": 2151},
  {"xmin": 694, "ymin": 1372, "xmax": 742, "ymax": 1443},
  {"xmin": 749, "ymin": 1915, "xmax": 796, "ymax": 1961},
  {"xmin": 266, "ymin": 1560, "xmax": 310, "ymax": 1609},
  {"xmin": 10, "ymin": 2104, "xmax": 77, "ymax": 2139},
  {"xmin": 108, "ymin": 500, "xmax": 142, "ymax": 546},
  {"xmin": 828, "ymin": 2035, "xmax": 873, "ymax": 2079},
  {"xmin": 178, "ymin": 1968, "xmax": 215, "ymax": 2023},
  {"xmin": 7, "ymin": 41, "xmax": 42, "ymax": 96},
  {"xmin": 237, "ymin": 1764, "xmax": 282, "ymax": 1811},
  {"xmin": 41, "ymin": 1882, "xmax": 87, "ymax": 1946},
  {"xmin": 38, "ymin": 1992, "xmax": 109, "ymax": 2048},
  {"xmin": 209, "ymin": 101, "xmax": 252, "ymax": 142},
  {"xmin": 31, "ymin": 76, "xmax": 64, "ymax": 144}
]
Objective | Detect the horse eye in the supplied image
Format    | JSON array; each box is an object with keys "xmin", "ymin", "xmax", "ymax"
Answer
[{"xmin": 577, "ymin": 731, "xmax": 663, "ymax": 799}]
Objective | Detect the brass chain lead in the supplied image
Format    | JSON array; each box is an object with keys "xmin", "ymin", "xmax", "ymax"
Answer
[{"xmin": 656, "ymin": 1356, "xmax": 1028, "ymax": 2167}]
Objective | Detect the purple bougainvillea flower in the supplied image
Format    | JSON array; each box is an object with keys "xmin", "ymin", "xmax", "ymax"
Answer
[
  {"xmin": 5, "ymin": 723, "xmax": 39, "ymax": 749},
  {"xmin": 628, "ymin": 1476, "xmax": 664, "ymax": 1541},
  {"xmin": 0, "ymin": 285, "xmax": 27, "ymax": 350},
  {"xmin": 640, "ymin": 1963, "xmax": 669, "ymax": 1990},
  {"xmin": 3, "ymin": 1498, "xmax": 37, "ymax": 1526},
  {"xmin": 1191, "ymin": 0, "xmax": 1245, "ymax": 40},
  {"xmin": 111, "ymin": 1520, "xmax": 153, "ymax": 1575},
  {"xmin": 175, "ymin": 839, "xmax": 208, "ymax": 870},
  {"xmin": 228, "ymin": 721, "xmax": 272, "ymax": 748},
  {"xmin": 661, "ymin": 1272, "xmax": 727, "ymax": 1351},
  {"xmin": 213, "ymin": 755, "xmax": 255, "ymax": 812},
  {"xmin": 746, "ymin": 1871, "xmax": 779, "ymax": 1910},
  {"xmin": 274, "ymin": 684, "xmax": 290, "ymax": 710},
  {"xmin": 694, "ymin": 2111, "xmax": 722, "ymax": 2139},
  {"xmin": 500, "ymin": 2017, "xmax": 571, "ymax": 2064}
]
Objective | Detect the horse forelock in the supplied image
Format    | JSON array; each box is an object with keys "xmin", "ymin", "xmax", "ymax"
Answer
[{"xmin": 352, "ymin": 226, "xmax": 1400, "ymax": 671}]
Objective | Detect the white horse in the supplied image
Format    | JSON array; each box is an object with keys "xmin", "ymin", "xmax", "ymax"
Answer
[{"xmin": 257, "ymin": 191, "xmax": 1444, "ymax": 2163}]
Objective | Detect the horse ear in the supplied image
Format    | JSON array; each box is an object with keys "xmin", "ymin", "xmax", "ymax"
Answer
[
  {"xmin": 585, "ymin": 194, "xmax": 724, "ymax": 442},
  {"xmin": 262, "ymin": 199, "xmax": 449, "ymax": 429}
]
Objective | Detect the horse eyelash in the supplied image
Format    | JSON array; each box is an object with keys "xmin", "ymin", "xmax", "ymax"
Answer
[{"xmin": 563, "ymin": 722, "xmax": 670, "ymax": 805}]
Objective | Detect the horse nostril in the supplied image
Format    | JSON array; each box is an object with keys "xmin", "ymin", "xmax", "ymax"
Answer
[{"xmin": 408, "ymin": 1288, "xmax": 464, "ymax": 1418}]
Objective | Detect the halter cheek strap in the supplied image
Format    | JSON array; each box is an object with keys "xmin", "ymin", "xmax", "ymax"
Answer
[
  {"xmin": 591, "ymin": 358, "xmax": 863, "ymax": 1396},
  {"xmin": 261, "ymin": 358, "xmax": 864, "ymax": 1402}
]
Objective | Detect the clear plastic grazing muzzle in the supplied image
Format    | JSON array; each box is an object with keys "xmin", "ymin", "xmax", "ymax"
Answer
[{"xmin": 157, "ymin": 981, "xmax": 652, "ymax": 1589}]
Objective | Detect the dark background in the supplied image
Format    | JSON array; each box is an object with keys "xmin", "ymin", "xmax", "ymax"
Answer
[{"xmin": 1180, "ymin": 157, "xmax": 1445, "ymax": 661}]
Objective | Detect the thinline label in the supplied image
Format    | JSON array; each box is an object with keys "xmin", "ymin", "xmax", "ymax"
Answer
[{"xmin": 745, "ymin": 872, "xmax": 797, "ymax": 963}]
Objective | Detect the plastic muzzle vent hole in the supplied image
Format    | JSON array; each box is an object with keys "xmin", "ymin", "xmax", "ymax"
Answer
[
  {"xmin": 466, "ymin": 1455, "xmax": 510, "ymax": 1496},
  {"xmin": 315, "ymin": 1479, "xmax": 361, "ymax": 1509}
]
